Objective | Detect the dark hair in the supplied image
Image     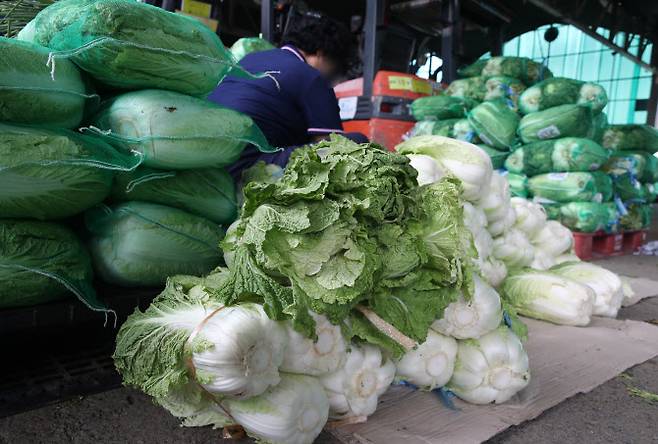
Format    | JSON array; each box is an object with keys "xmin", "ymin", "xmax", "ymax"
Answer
[{"xmin": 282, "ymin": 16, "xmax": 355, "ymax": 73}]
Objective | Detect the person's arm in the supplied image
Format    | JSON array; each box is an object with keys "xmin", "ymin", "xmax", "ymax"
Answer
[{"xmin": 300, "ymin": 73, "xmax": 344, "ymax": 140}]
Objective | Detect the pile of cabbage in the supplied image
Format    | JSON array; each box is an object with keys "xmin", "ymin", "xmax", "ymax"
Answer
[
  {"xmin": 399, "ymin": 135, "xmax": 629, "ymax": 328},
  {"xmin": 1, "ymin": 0, "xmax": 272, "ymax": 310},
  {"xmin": 116, "ymin": 136, "xmax": 533, "ymax": 444}
]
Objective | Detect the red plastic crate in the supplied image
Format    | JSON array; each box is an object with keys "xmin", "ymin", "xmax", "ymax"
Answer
[
  {"xmin": 573, "ymin": 230, "xmax": 648, "ymax": 260},
  {"xmin": 573, "ymin": 232, "xmax": 594, "ymax": 260},
  {"xmin": 592, "ymin": 233, "xmax": 624, "ymax": 256},
  {"xmin": 623, "ymin": 230, "xmax": 647, "ymax": 253}
]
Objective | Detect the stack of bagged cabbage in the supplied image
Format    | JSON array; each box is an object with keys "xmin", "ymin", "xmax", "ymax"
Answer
[
  {"xmin": 407, "ymin": 56, "xmax": 551, "ymax": 168},
  {"xmin": 399, "ymin": 135, "xmax": 629, "ymax": 326},
  {"xmin": 0, "ymin": 0, "xmax": 276, "ymax": 310},
  {"xmin": 115, "ymin": 135, "xmax": 534, "ymax": 443}
]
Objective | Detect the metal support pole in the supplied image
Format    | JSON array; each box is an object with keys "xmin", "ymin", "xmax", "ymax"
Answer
[
  {"xmin": 161, "ymin": 0, "xmax": 176, "ymax": 12},
  {"xmin": 363, "ymin": 0, "xmax": 382, "ymax": 100},
  {"xmin": 260, "ymin": 0, "xmax": 274, "ymax": 42},
  {"xmin": 441, "ymin": 0, "xmax": 460, "ymax": 83},
  {"xmin": 491, "ymin": 26, "xmax": 504, "ymax": 57},
  {"xmin": 647, "ymin": 45, "xmax": 658, "ymax": 126}
]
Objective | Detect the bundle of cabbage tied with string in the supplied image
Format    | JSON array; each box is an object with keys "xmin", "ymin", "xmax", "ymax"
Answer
[{"xmin": 115, "ymin": 136, "xmax": 533, "ymax": 443}]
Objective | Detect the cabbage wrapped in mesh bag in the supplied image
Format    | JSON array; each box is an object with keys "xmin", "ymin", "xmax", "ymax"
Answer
[
  {"xmin": 0, "ymin": 123, "xmax": 142, "ymax": 220},
  {"xmin": 111, "ymin": 167, "xmax": 237, "ymax": 225},
  {"xmin": 484, "ymin": 76, "xmax": 526, "ymax": 110},
  {"xmin": 527, "ymin": 172, "xmax": 600, "ymax": 203},
  {"xmin": 557, "ymin": 202, "xmax": 619, "ymax": 233},
  {"xmin": 85, "ymin": 201, "xmax": 225, "ymax": 287},
  {"xmin": 505, "ymin": 172, "xmax": 529, "ymax": 198},
  {"xmin": 591, "ymin": 171, "xmax": 613, "ymax": 202},
  {"xmin": 453, "ymin": 119, "xmax": 482, "ymax": 143},
  {"xmin": 467, "ymin": 100, "xmax": 520, "ymax": 150},
  {"xmin": 408, "ymin": 118, "xmax": 461, "ymax": 138},
  {"xmin": 91, "ymin": 89, "xmax": 274, "ymax": 170},
  {"xmin": 0, "ymin": 37, "xmax": 97, "ymax": 128},
  {"xmin": 518, "ymin": 104, "xmax": 593, "ymax": 144},
  {"xmin": 611, "ymin": 172, "xmax": 645, "ymax": 202},
  {"xmin": 410, "ymin": 95, "xmax": 475, "ymax": 121},
  {"xmin": 518, "ymin": 77, "xmax": 607, "ymax": 115},
  {"xmin": 477, "ymin": 144, "xmax": 508, "ymax": 169},
  {"xmin": 589, "ymin": 112, "xmax": 608, "ymax": 144},
  {"xmin": 230, "ymin": 36, "xmax": 274, "ymax": 61},
  {"xmin": 481, "ymin": 56, "xmax": 553, "ymax": 85},
  {"xmin": 445, "ymin": 76, "xmax": 486, "ymax": 101},
  {"xmin": 457, "ymin": 59, "xmax": 488, "ymax": 78},
  {"xmin": 604, "ymin": 151, "xmax": 658, "ymax": 183},
  {"xmin": 620, "ymin": 203, "xmax": 652, "ymax": 231},
  {"xmin": 20, "ymin": 0, "xmax": 260, "ymax": 96},
  {"xmin": 644, "ymin": 183, "xmax": 658, "ymax": 202},
  {"xmin": 505, "ymin": 137, "xmax": 609, "ymax": 176},
  {"xmin": 0, "ymin": 220, "xmax": 105, "ymax": 311},
  {"xmin": 602, "ymin": 124, "xmax": 658, "ymax": 153}
]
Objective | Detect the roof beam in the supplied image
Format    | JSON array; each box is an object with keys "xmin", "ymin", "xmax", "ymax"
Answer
[{"xmin": 527, "ymin": 0, "xmax": 657, "ymax": 75}]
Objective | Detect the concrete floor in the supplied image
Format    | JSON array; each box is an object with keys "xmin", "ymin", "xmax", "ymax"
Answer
[{"xmin": 1, "ymin": 249, "xmax": 657, "ymax": 443}]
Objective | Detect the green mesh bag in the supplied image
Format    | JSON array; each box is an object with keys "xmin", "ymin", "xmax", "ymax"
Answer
[
  {"xmin": 588, "ymin": 112, "xmax": 608, "ymax": 144},
  {"xmin": 483, "ymin": 76, "xmax": 526, "ymax": 111},
  {"xmin": 506, "ymin": 172, "xmax": 528, "ymax": 198},
  {"xmin": 445, "ymin": 77, "xmax": 486, "ymax": 101},
  {"xmin": 557, "ymin": 202, "xmax": 618, "ymax": 233},
  {"xmin": 603, "ymin": 151, "xmax": 658, "ymax": 182},
  {"xmin": 467, "ymin": 100, "xmax": 519, "ymax": 150},
  {"xmin": 410, "ymin": 95, "xmax": 475, "ymax": 121},
  {"xmin": 481, "ymin": 56, "xmax": 553, "ymax": 85},
  {"xmin": 518, "ymin": 77, "xmax": 607, "ymax": 115},
  {"xmin": 0, "ymin": 219, "xmax": 105, "ymax": 311},
  {"xmin": 458, "ymin": 59, "xmax": 488, "ymax": 78},
  {"xmin": 644, "ymin": 182, "xmax": 658, "ymax": 202},
  {"xmin": 591, "ymin": 171, "xmax": 613, "ymax": 202},
  {"xmin": 230, "ymin": 36, "xmax": 274, "ymax": 61},
  {"xmin": 90, "ymin": 89, "xmax": 274, "ymax": 170},
  {"xmin": 85, "ymin": 201, "xmax": 224, "ymax": 287},
  {"xmin": 527, "ymin": 172, "xmax": 599, "ymax": 203},
  {"xmin": 620, "ymin": 203, "xmax": 652, "ymax": 231},
  {"xmin": 477, "ymin": 144, "xmax": 508, "ymax": 169},
  {"xmin": 0, "ymin": 123, "xmax": 141, "ymax": 220},
  {"xmin": 602, "ymin": 125, "xmax": 658, "ymax": 153},
  {"xmin": 21, "ymin": 0, "xmax": 262, "ymax": 96},
  {"xmin": 541, "ymin": 202, "xmax": 561, "ymax": 220},
  {"xmin": 111, "ymin": 167, "xmax": 238, "ymax": 225},
  {"xmin": 611, "ymin": 172, "xmax": 645, "ymax": 202},
  {"xmin": 408, "ymin": 119, "xmax": 460, "ymax": 137},
  {"xmin": 0, "ymin": 36, "xmax": 97, "ymax": 128},
  {"xmin": 518, "ymin": 104, "xmax": 593, "ymax": 144},
  {"xmin": 453, "ymin": 118, "xmax": 481, "ymax": 143},
  {"xmin": 505, "ymin": 137, "xmax": 609, "ymax": 176}
]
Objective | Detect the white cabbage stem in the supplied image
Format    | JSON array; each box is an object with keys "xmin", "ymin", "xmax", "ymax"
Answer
[
  {"xmin": 280, "ymin": 311, "xmax": 347, "ymax": 376},
  {"xmin": 488, "ymin": 206, "xmax": 516, "ymax": 237},
  {"xmin": 355, "ymin": 305, "xmax": 417, "ymax": 351},
  {"xmin": 531, "ymin": 220, "xmax": 573, "ymax": 257},
  {"xmin": 550, "ymin": 262, "xmax": 624, "ymax": 318},
  {"xmin": 192, "ymin": 303, "xmax": 287, "ymax": 399},
  {"xmin": 432, "ymin": 275, "xmax": 503, "ymax": 339},
  {"xmin": 492, "ymin": 228, "xmax": 535, "ymax": 268},
  {"xmin": 320, "ymin": 343, "xmax": 396, "ymax": 419},
  {"xmin": 511, "ymin": 197, "xmax": 546, "ymax": 238},
  {"xmin": 406, "ymin": 154, "xmax": 445, "ymax": 186},
  {"xmin": 395, "ymin": 329, "xmax": 458, "ymax": 389},
  {"xmin": 503, "ymin": 270, "xmax": 595, "ymax": 326},
  {"xmin": 225, "ymin": 374, "xmax": 329, "ymax": 444},
  {"xmin": 448, "ymin": 327, "xmax": 530, "ymax": 404}
]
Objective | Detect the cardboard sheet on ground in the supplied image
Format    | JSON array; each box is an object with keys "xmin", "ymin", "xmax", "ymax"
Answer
[
  {"xmin": 622, "ymin": 276, "xmax": 658, "ymax": 306},
  {"xmin": 330, "ymin": 317, "xmax": 658, "ymax": 444}
]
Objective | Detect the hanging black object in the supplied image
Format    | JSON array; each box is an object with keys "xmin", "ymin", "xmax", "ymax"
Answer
[{"xmin": 544, "ymin": 26, "xmax": 559, "ymax": 42}]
